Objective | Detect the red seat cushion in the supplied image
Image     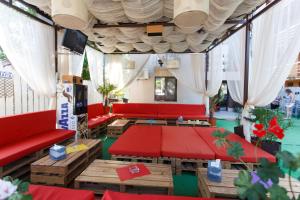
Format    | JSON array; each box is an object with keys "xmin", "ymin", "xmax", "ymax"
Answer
[
  {"xmin": 157, "ymin": 114, "xmax": 208, "ymax": 120},
  {"xmin": 88, "ymin": 117, "xmax": 108, "ymax": 129},
  {"xmin": 120, "ymin": 113, "xmax": 158, "ymax": 119},
  {"xmin": 88, "ymin": 103, "xmax": 105, "ymax": 120},
  {"xmin": 109, "ymin": 125, "xmax": 162, "ymax": 157},
  {"xmin": 0, "ymin": 130, "xmax": 75, "ymax": 166},
  {"xmin": 102, "ymin": 190, "xmax": 219, "ymax": 200},
  {"xmin": 157, "ymin": 104, "xmax": 206, "ymax": 116},
  {"xmin": 161, "ymin": 126, "xmax": 215, "ymax": 159},
  {"xmin": 29, "ymin": 185, "xmax": 94, "ymax": 200},
  {"xmin": 193, "ymin": 127, "xmax": 276, "ymax": 163},
  {"xmin": 112, "ymin": 103, "xmax": 159, "ymax": 116},
  {"xmin": 0, "ymin": 110, "xmax": 56, "ymax": 146}
]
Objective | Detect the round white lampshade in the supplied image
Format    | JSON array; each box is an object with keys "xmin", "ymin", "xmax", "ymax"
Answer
[
  {"xmin": 174, "ymin": 0, "xmax": 209, "ymax": 29},
  {"xmin": 51, "ymin": 0, "xmax": 89, "ymax": 30}
]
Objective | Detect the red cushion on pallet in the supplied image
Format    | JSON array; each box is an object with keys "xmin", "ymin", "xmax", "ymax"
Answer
[
  {"xmin": 88, "ymin": 103, "xmax": 105, "ymax": 120},
  {"xmin": 109, "ymin": 125, "xmax": 162, "ymax": 157},
  {"xmin": 0, "ymin": 129, "xmax": 75, "ymax": 166},
  {"xmin": 29, "ymin": 185, "xmax": 94, "ymax": 200},
  {"xmin": 157, "ymin": 114, "xmax": 208, "ymax": 120},
  {"xmin": 88, "ymin": 117, "xmax": 108, "ymax": 129},
  {"xmin": 119, "ymin": 113, "xmax": 158, "ymax": 119},
  {"xmin": 112, "ymin": 103, "xmax": 159, "ymax": 115},
  {"xmin": 0, "ymin": 110, "xmax": 57, "ymax": 146},
  {"xmin": 157, "ymin": 104, "xmax": 206, "ymax": 116},
  {"xmin": 102, "ymin": 190, "xmax": 220, "ymax": 200},
  {"xmin": 161, "ymin": 126, "xmax": 215, "ymax": 159},
  {"xmin": 193, "ymin": 127, "xmax": 276, "ymax": 163}
]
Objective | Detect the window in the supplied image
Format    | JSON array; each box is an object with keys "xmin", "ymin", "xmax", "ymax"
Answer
[{"xmin": 154, "ymin": 76, "xmax": 177, "ymax": 101}]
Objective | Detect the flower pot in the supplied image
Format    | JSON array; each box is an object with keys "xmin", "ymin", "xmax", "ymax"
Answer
[
  {"xmin": 209, "ymin": 117, "xmax": 216, "ymax": 127},
  {"xmin": 234, "ymin": 125, "xmax": 244, "ymax": 138},
  {"xmin": 260, "ymin": 141, "xmax": 281, "ymax": 156}
]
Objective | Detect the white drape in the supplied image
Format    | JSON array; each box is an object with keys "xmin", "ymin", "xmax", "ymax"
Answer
[
  {"xmin": 0, "ymin": 4, "xmax": 56, "ymax": 108},
  {"xmin": 69, "ymin": 53, "xmax": 85, "ymax": 76},
  {"xmin": 85, "ymin": 46, "xmax": 104, "ymax": 94},
  {"xmin": 242, "ymin": 0, "xmax": 300, "ymax": 141},
  {"xmin": 224, "ymin": 28, "xmax": 245, "ymax": 105}
]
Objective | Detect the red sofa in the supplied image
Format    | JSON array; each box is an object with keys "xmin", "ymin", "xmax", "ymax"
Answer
[
  {"xmin": 0, "ymin": 110, "xmax": 75, "ymax": 168},
  {"xmin": 29, "ymin": 185, "xmax": 94, "ymax": 200},
  {"xmin": 112, "ymin": 103, "xmax": 207, "ymax": 120},
  {"xmin": 88, "ymin": 103, "xmax": 115, "ymax": 129},
  {"xmin": 193, "ymin": 127, "xmax": 276, "ymax": 163},
  {"xmin": 102, "ymin": 190, "xmax": 221, "ymax": 200}
]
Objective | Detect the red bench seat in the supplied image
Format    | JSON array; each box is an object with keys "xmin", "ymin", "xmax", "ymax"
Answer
[
  {"xmin": 109, "ymin": 125, "xmax": 162, "ymax": 157},
  {"xmin": 29, "ymin": 185, "xmax": 94, "ymax": 200},
  {"xmin": 161, "ymin": 126, "xmax": 215, "ymax": 159},
  {"xmin": 112, "ymin": 103, "xmax": 208, "ymax": 120},
  {"xmin": 88, "ymin": 103, "xmax": 115, "ymax": 129},
  {"xmin": 102, "ymin": 190, "xmax": 220, "ymax": 200},
  {"xmin": 0, "ymin": 110, "xmax": 75, "ymax": 167},
  {"xmin": 193, "ymin": 127, "xmax": 276, "ymax": 163}
]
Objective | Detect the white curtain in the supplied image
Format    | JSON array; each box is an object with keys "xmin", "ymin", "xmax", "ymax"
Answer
[
  {"xmin": 0, "ymin": 4, "xmax": 56, "ymax": 108},
  {"xmin": 248, "ymin": 0, "xmax": 300, "ymax": 106},
  {"xmin": 85, "ymin": 46, "xmax": 104, "ymax": 94},
  {"xmin": 225, "ymin": 28, "xmax": 245, "ymax": 105},
  {"xmin": 69, "ymin": 53, "xmax": 85, "ymax": 76}
]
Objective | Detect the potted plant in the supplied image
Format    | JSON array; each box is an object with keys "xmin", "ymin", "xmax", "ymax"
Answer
[
  {"xmin": 249, "ymin": 107, "xmax": 292, "ymax": 155},
  {"xmin": 209, "ymin": 89, "xmax": 224, "ymax": 126},
  {"xmin": 213, "ymin": 118, "xmax": 298, "ymax": 200},
  {"xmin": 0, "ymin": 176, "xmax": 31, "ymax": 200},
  {"xmin": 97, "ymin": 82, "xmax": 117, "ymax": 113}
]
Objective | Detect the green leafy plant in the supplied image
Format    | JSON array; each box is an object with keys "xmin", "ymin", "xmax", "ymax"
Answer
[
  {"xmin": 81, "ymin": 54, "xmax": 90, "ymax": 80},
  {"xmin": 0, "ymin": 177, "xmax": 31, "ymax": 200},
  {"xmin": 212, "ymin": 118, "xmax": 300, "ymax": 200},
  {"xmin": 97, "ymin": 82, "xmax": 117, "ymax": 107}
]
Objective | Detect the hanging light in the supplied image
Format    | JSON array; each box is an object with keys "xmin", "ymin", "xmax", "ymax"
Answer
[
  {"xmin": 174, "ymin": 0, "xmax": 209, "ymax": 30},
  {"xmin": 51, "ymin": 0, "xmax": 89, "ymax": 30}
]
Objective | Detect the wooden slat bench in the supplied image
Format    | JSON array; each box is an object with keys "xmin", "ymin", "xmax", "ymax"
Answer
[
  {"xmin": 111, "ymin": 155, "xmax": 158, "ymax": 163},
  {"xmin": 75, "ymin": 159, "xmax": 173, "ymax": 195}
]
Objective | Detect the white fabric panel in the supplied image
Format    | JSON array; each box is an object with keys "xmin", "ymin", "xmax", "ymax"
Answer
[
  {"xmin": 248, "ymin": 0, "xmax": 300, "ymax": 106},
  {"xmin": 97, "ymin": 37, "xmax": 118, "ymax": 47},
  {"xmin": 164, "ymin": 0, "xmax": 173, "ymax": 18},
  {"xmin": 85, "ymin": 0, "xmax": 128, "ymax": 23},
  {"xmin": 94, "ymin": 28, "xmax": 120, "ymax": 37},
  {"xmin": 153, "ymin": 43, "xmax": 170, "ymax": 53},
  {"xmin": 115, "ymin": 32, "xmax": 141, "ymax": 43},
  {"xmin": 97, "ymin": 45, "xmax": 116, "ymax": 53},
  {"xmin": 133, "ymin": 43, "xmax": 152, "ymax": 52},
  {"xmin": 231, "ymin": 0, "xmax": 265, "ymax": 19},
  {"xmin": 140, "ymin": 34, "xmax": 162, "ymax": 45},
  {"xmin": 122, "ymin": 0, "xmax": 163, "ymax": 23},
  {"xmin": 204, "ymin": 0, "xmax": 244, "ymax": 32},
  {"xmin": 119, "ymin": 27, "xmax": 145, "ymax": 38},
  {"xmin": 224, "ymin": 28, "xmax": 245, "ymax": 105},
  {"xmin": 69, "ymin": 52, "xmax": 85, "ymax": 76},
  {"xmin": 115, "ymin": 43, "xmax": 134, "ymax": 52},
  {"xmin": 85, "ymin": 46, "xmax": 104, "ymax": 97},
  {"xmin": 171, "ymin": 42, "xmax": 188, "ymax": 53},
  {"xmin": 163, "ymin": 31, "xmax": 186, "ymax": 43},
  {"xmin": 189, "ymin": 42, "xmax": 211, "ymax": 53},
  {"xmin": 0, "ymin": 4, "xmax": 56, "ymax": 108},
  {"xmin": 186, "ymin": 32, "xmax": 208, "ymax": 46}
]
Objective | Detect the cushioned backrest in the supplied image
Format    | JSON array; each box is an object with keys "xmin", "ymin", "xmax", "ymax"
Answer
[
  {"xmin": 112, "ymin": 103, "xmax": 158, "ymax": 115},
  {"xmin": 0, "ymin": 110, "xmax": 56, "ymax": 146},
  {"xmin": 88, "ymin": 103, "xmax": 104, "ymax": 119},
  {"xmin": 157, "ymin": 104, "xmax": 206, "ymax": 115}
]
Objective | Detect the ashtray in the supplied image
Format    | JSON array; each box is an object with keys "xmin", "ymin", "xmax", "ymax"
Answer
[{"xmin": 129, "ymin": 165, "xmax": 140, "ymax": 174}]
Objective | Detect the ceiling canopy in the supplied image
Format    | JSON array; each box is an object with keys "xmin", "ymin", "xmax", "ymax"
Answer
[{"xmin": 24, "ymin": 0, "xmax": 266, "ymax": 54}]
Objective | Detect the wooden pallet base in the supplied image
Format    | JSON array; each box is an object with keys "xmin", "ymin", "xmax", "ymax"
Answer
[
  {"xmin": 175, "ymin": 158, "xmax": 207, "ymax": 175},
  {"xmin": 158, "ymin": 157, "xmax": 176, "ymax": 173},
  {"xmin": 111, "ymin": 155, "xmax": 158, "ymax": 163},
  {"xmin": 88, "ymin": 124, "xmax": 107, "ymax": 138},
  {"xmin": 31, "ymin": 140, "xmax": 102, "ymax": 186},
  {"xmin": 222, "ymin": 161, "xmax": 258, "ymax": 170}
]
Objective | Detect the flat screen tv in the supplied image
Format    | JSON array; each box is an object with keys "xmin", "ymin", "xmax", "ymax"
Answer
[{"xmin": 62, "ymin": 29, "xmax": 87, "ymax": 55}]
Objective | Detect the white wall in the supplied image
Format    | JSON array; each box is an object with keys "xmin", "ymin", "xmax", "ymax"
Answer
[{"xmin": 105, "ymin": 54, "xmax": 204, "ymax": 104}]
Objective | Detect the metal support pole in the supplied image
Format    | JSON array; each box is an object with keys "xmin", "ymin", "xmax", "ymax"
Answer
[{"xmin": 243, "ymin": 18, "xmax": 251, "ymax": 106}]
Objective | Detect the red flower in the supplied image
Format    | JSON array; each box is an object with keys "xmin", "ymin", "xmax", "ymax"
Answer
[
  {"xmin": 269, "ymin": 117, "xmax": 278, "ymax": 127},
  {"xmin": 268, "ymin": 117, "xmax": 285, "ymax": 139},
  {"xmin": 268, "ymin": 125, "xmax": 284, "ymax": 139},
  {"xmin": 253, "ymin": 123, "xmax": 267, "ymax": 138}
]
